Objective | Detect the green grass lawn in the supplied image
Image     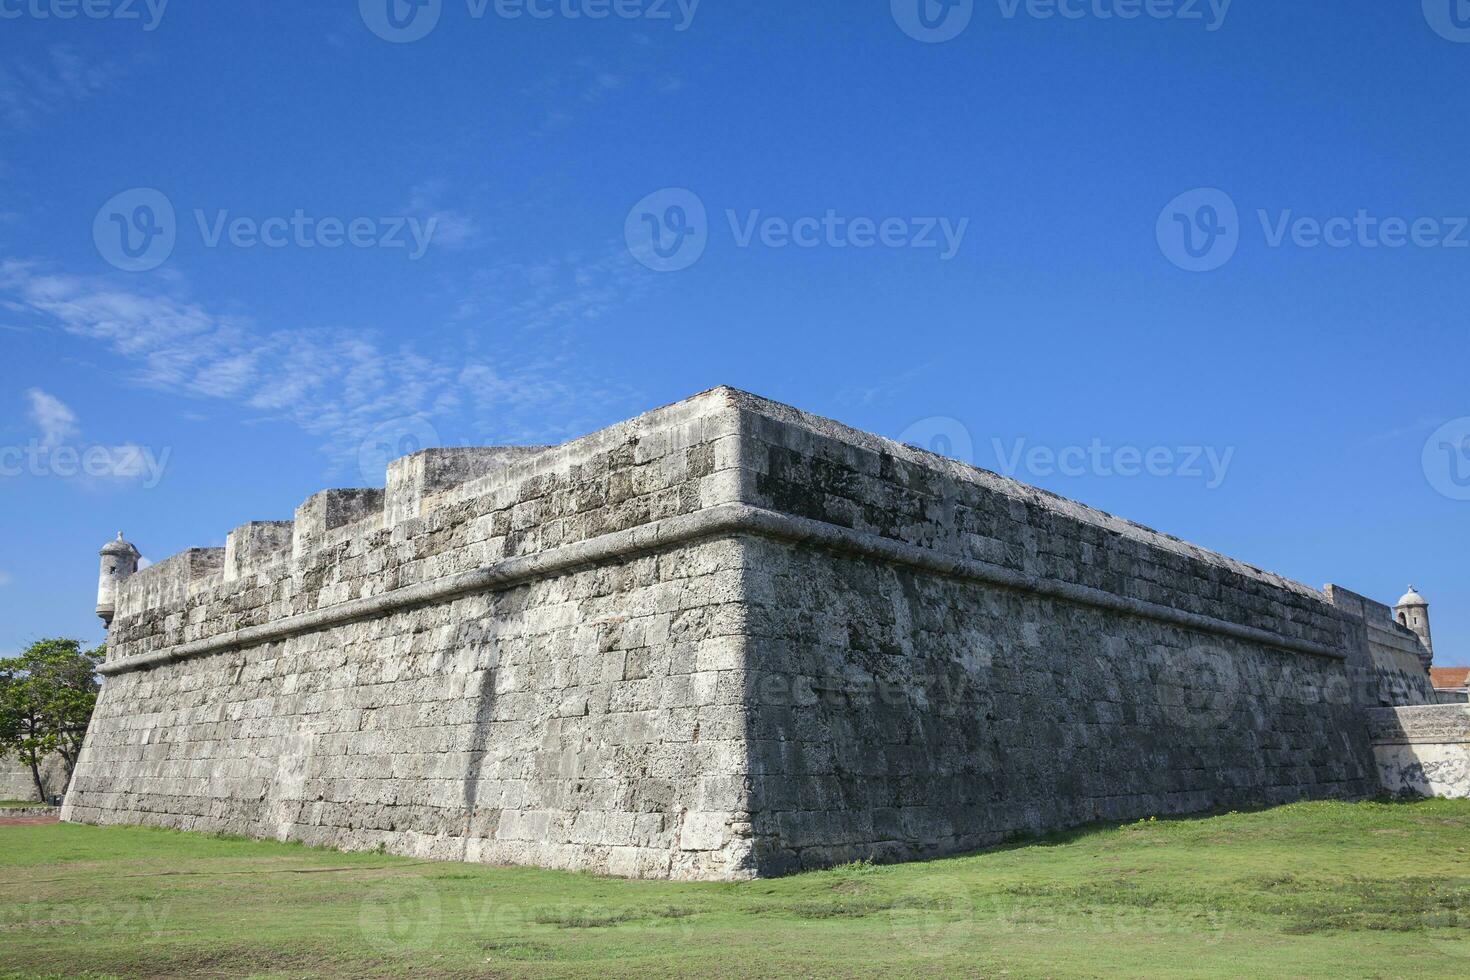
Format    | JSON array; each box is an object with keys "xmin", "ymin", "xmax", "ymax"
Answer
[
  {"xmin": 2, "ymin": 801, "xmax": 1469, "ymax": 978},
  {"xmin": 0, "ymin": 802, "xmax": 46, "ymax": 809}
]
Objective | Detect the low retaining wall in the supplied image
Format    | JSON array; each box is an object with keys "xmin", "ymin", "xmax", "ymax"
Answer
[
  {"xmin": 1368, "ymin": 705, "xmax": 1470, "ymax": 799},
  {"xmin": 0, "ymin": 806, "xmax": 60, "ymax": 819}
]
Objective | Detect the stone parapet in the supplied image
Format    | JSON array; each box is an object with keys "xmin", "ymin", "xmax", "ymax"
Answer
[{"xmin": 116, "ymin": 548, "xmax": 225, "ymax": 620}]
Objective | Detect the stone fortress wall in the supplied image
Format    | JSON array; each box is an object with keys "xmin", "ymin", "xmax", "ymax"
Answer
[
  {"xmin": 0, "ymin": 754, "xmax": 67, "ymax": 802},
  {"xmin": 1322, "ymin": 585, "xmax": 1437, "ymax": 706},
  {"xmin": 727, "ymin": 396, "xmax": 1434, "ymax": 872},
  {"xmin": 70, "ymin": 392, "xmax": 756, "ymax": 880},
  {"xmin": 63, "ymin": 387, "xmax": 1440, "ymax": 879}
]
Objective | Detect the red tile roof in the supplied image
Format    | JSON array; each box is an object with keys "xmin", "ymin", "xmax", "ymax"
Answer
[{"xmin": 1430, "ymin": 667, "xmax": 1470, "ymax": 689}]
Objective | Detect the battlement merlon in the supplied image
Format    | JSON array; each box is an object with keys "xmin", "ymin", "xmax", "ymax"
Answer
[
  {"xmin": 224, "ymin": 522, "xmax": 293, "ymax": 582},
  {"xmin": 97, "ymin": 385, "xmax": 1430, "ymax": 679},
  {"xmin": 385, "ymin": 446, "xmax": 552, "ymax": 526}
]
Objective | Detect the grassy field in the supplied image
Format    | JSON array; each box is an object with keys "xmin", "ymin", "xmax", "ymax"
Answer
[
  {"xmin": 2, "ymin": 801, "xmax": 1469, "ymax": 978},
  {"xmin": 0, "ymin": 802, "xmax": 46, "ymax": 809}
]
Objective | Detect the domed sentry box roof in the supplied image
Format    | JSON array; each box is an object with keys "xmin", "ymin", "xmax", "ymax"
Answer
[
  {"xmin": 101, "ymin": 532, "xmax": 139, "ymax": 558},
  {"xmin": 1396, "ymin": 586, "xmax": 1428, "ymax": 608}
]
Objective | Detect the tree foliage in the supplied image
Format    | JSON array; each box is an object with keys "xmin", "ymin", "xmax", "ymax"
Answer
[{"xmin": 0, "ymin": 638, "xmax": 103, "ymax": 801}]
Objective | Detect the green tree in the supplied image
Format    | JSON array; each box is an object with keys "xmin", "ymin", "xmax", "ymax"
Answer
[{"xmin": 0, "ymin": 639, "xmax": 103, "ymax": 802}]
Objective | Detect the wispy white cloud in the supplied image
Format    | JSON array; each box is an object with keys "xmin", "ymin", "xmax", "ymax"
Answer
[
  {"xmin": 835, "ymin": 361, "xmax": 940, "ymax": 409},
  {"xmin": 524, "ymin": 57, "xmax": 679, "ymax": 132},
  {"xmin": 14, "ymin": 386, "xmax": 167, "ymax": 488},
  {"xmin": 0, "ymin": 45, "xmax": 129, "ymax": 129},
  {"xmin": 3, "ymin": 263, "xmax": 454, "ymax": 465},
  {"xmin": 582, "ymin": 73, "xmax": 625, "ymax": 104},
  {"xmin": 450, "ymin": 243, "xmax": 659, "ymax": 337},
  {"xmin": 25, "ymin": 388, "xmax": 79, "ymax": 448},
  {"xmin": 0, "ymin": 571, "xmax": 12, "ymax": 587},
  {"xmin": 1359, "ymin": 417, "xmax": 1446, "ymax": 447},
  {"xmin": 406, "ymin": 180, "xmax": 481, "ymax": 251},
  {"xmin": 1, "ymin": 249, "xmax": 653, "ymax": 475}
]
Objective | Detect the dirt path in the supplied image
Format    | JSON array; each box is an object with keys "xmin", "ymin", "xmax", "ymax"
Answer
[{"xmin": 0, "ymin": 814, "xmax": 58, "ymax": 826}]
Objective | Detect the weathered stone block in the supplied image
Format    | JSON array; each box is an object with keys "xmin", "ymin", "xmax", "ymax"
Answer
[
  {"xmin": 385, "ymin": 447, "xmax": 549, "ymax": 527},
  {"xmin": 224, "ymin": 522, "xmax": 294, "ymax": 582},
  {"xmin": 292, "ymin": 488, "xmax": 384, "ymax": 560}
]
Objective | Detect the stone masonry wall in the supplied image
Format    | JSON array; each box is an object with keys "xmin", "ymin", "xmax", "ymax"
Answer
[
  {"xmin": 66, "ymin": 387, "xmax": 1433, "ymax": 879},
  {"xmin": 741, "ymin": 540, "xmax": 1373, "ymax": 873},
  {"xmin": 0, "ymin": 753, "xmax": 67, "ymax": 802},
  {"xmin": 75, "ymin": 545, "xmax": 751, "ymax": 878},
  {"xmin": 1324, "ymin": 585, "xmax": 1437, "ymax": 708},
  {"xmin": 67, "ymin": 390, "xmax": 756, "ymax": 879},
  {"xmin": 723, "ymin": 391, "xmax": 1398, "ymax": 873}
]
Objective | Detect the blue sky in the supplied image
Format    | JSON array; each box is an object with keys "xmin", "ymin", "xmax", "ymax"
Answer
[{"xmin": 0, "ymin": 1, "xmax": 1467, "ymax": 662}]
